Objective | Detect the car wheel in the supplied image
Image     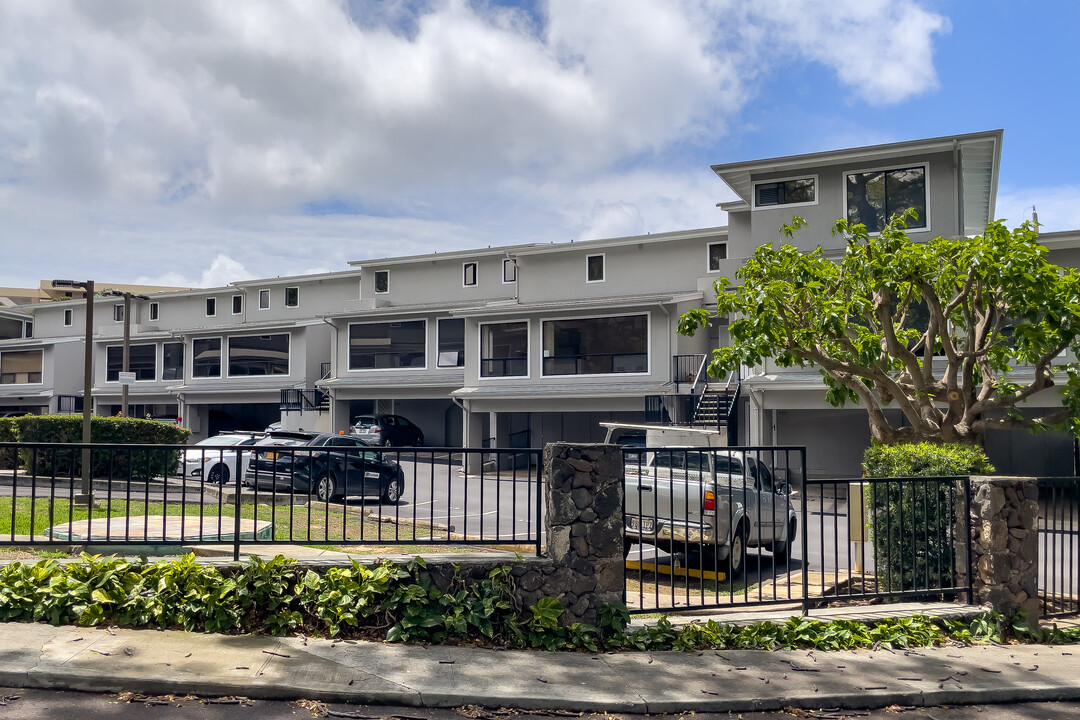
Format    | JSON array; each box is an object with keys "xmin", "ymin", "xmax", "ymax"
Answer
[
  {"xmin": 413, "ymin": 434, "xmax": 423, "ymax": 447},
  {"xmin": 382, "ymin": 477, "xmax": 402, "ymax": 503},
  {"xmin": 623, "ymin": 537, "xmax": 633, "ymax": 559},
  {"xmin": 383, "ymin": 438, "xmax": 393, "ymax": 447},
  {"xmin": 207, "ymin": 463, "xmax": 229, "ymax": 485},
  {"xmin": 724, "ymin": 523, "xmax": 748, "ymax": 578},
  {"xmin": 771, "ymin": 518, "xmax": 797, "ymax": 562},
  {"xmin": 315, "ymin": 474, "xmax": 336, "ymax": 503}
]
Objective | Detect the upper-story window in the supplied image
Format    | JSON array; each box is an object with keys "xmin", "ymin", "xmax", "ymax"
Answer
[
  {"xmin": 205, "ymin": 298, "xmax": 217, "ymax": 317},
  {"xmin": 106, "ymin": 344, "xmax": 156, "ymax": 382},
  {"xmin": 753, "ymin": 176, "xmax": 816, "ymax": 208},
  {"xmin": 23, "ymin": 322, "xmax": 31, "ymax": 339},
  {"xmin": 149, "ymin": 302, "xmax": 159, "ymax": 321},
  {"xmin": 586, "ymin": 254, "xmax": 605, "ymax": 283},
  {"xmin": 374, "ymin": 270, "xmax": 390, "ymax": 294},
  {"xmin": 542, "ymin": 314, "xmax": 648, "ymax": 376},
  {"xmin": 437, "ymin": 318, "xmax": 465, "ymax": 368},
  {"xmin": 349, "ymin": 321, "xmax": 426, "ymax": 370},
  {"xmin": 192, "ymin": 338, "xmax": 222, "ymax": 378},
  {"xmin": 0, "ymin": 349, "xmax": 42, "ymax": 384},
  {"xmin": 285, "ymin": 287, "xmax": 299, "ymax": 308},
  {"xmin": 232, "ymin": 295, "xmax": 243, "ymax": 315},
  {"xmin": 503, "ymin": 258, "xmax": 517, "ymax": 283},
  {"xmin": 707, "ymin": 242, "xmax": 728, "ymax": 273},
  {"xmin": 228, "ymin": 334, "xmax": 290, "ymax": 376},
  {"xmin": 64, "ymin": 309, "xmax": 73, "ymax": 327},
  {"xmin": 113, "ymin": 304, "xmax": 124, "ymax": 322},
  {"xmin": 258, "ymin": 289, "xmax": 270, "ymax": 310},
  {"xmin": 846, "ymin": 165, "xmax": 927, "ymax": 233},
  {"xmin": 162, "ymin": 342, "xmax": 184, "ymax": 380},
  {"xmin": 463, "ymin": 262, "xmax": 477, "ymax": 287},
  {"xmin": 480, "ymin": 321, "xmax": 528, "ymax": 378}
]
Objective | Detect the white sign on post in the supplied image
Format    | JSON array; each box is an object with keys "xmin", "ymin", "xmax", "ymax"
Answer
[{"xmin": 118, "ymin": 372, "xmax": 136, "ymax": 386}]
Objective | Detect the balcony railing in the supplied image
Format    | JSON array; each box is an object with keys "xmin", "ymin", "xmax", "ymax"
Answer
[
  {"xmin": 280, "ymin": 388, "xmax": 328, "ymax": 413},
  {"xmin": 480, "ymin": 357, "xmax": 528, "ymax": 378},
  {"xmin": 541, "ymin": 352, "xmax": 647, "ymax": 376}
]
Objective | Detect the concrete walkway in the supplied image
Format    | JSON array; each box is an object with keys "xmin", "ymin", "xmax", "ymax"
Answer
[{"xmin": 1, "ymin": 617, "xmax": 1079, "ymax": 712}]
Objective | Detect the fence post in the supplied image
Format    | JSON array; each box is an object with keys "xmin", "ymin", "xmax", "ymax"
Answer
[
  {"xmin": 233, "ymin": 447, "xmax": 243, "ymax": 563},
  {"xmin": 956, "ymin": 476, "xmax": 1040, "ymax": 625},
  {"xmin": 543, "ymin": 443, "xmax": 624, "ymax": 625}
]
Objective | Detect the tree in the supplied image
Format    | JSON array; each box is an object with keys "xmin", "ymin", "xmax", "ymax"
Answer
[{"xmin": 678, "ymin": 212, "xmax": 1080, "ymax": 445}]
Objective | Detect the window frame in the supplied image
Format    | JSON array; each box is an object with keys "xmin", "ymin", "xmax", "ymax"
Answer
[
  {"xmin": 149, "ymin": 302, "xmax": 159, "ymax": 321},
  {"xmin": 0, "ymin": 349, "xmax": 44, "ymax": 385},
  {"xmin": 706, "ymin": 241, "xmax": 728, "ymax": 273},
  {"xmin": 191, "ymin": 336, "xmax": 223, "ymax": 379},
  {"xmin": 284, "ymin": 287, "xmax": 299, "ymax": 308},
  {"xmin": 113, "ymin": 304, "xmax": 124, "ymax": 323},
  {"xmin": 540, "ymin": 311, "xmax": 651, "ymax": 378},
  {"xmin": 751, "ymin": 173, "xmax": 819, "ymax": 211},
  {"xmin": 232, "ymin": 294, "xmax": 243, "ymax": 315},
  {"xmin": 226, "ymin": 333, "xmax": 291, "ymax": 378},
  {"xmin": 436, "ymin": 317, "xmax": 466, "ymax": 369},
  {"xmin": 462, "ymin": 262, "xmax": 478, "ymax": 288},
  {"xmin": 161, "ymin": 341, "xmax": 184, "ymax": 381},
  {"xmin": 585, "ymin": 253, "xmax": 606, "ymax": 284},
  {"xmin": 841, "ymin": 162, "xmax": 930, "ymax": 235},
  {"xmin": 63, "ymin": 309, "xmax": 73, "ymax": 327},
  {"xmin": 205, "ymin": 298, "xmax": 217, "ymax": 317},
  {"xmin": 258, "ymin": 289, "xmax": 270, "ymax": 310},
  {"xmin": 105, "ymin": 343, "xmax": 158, "ymax": 383},
  {"xmin": 502, "ymin": 258, "xmax": 517, "ymax": 284},
  {"xmin": 374, "ymin": 270, "xmax": 390, "ymax": 295},
  {"xmin": 478, "ymin": 319, "xmax": 530, "ymax": 380},
  {"xmin": 346, "ymin": 319, "xmax": 428, "ymax": 372}
]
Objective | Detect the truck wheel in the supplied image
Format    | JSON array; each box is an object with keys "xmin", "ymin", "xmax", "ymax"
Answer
[
  {"xmin": 623, "ymin": 537, "xmax": 632, "ymax": 559},
  {"xmin": 725, "ymin": 523, "xmax": 748, "ymax": 578},
  {"xmin": 771, "ymin": 518, "xmax": 797, "ymax": 562}
]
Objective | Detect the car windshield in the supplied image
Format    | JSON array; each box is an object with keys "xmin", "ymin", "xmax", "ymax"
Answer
[
  {"xmin": 254, "ymin": 435, "xmax": 312, "ymax": 447},
  {"xmin": 194, "ymin": 435, "xmax": 246, "ymax": 447}
]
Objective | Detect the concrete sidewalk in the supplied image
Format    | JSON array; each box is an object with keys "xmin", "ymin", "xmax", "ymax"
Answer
[{"xmin": 1, "ymin": 620, "xmax": 1080, "ymax": 713}]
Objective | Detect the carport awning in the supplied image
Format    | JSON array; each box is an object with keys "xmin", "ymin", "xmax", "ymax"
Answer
[
  {"xmin": 451, "ymin": 381, "xmax": 670, "ymax": 400},
  {"xmin": 169, "ymin": 382, "xmax": 292, "ymax": 395},
  {"xmin": 0, "ymin": 389, "xmax": 52, "ymax": 400},
  {"xmin": 321, "ymin": 372, "xmax": 465, "ymax": 389}
]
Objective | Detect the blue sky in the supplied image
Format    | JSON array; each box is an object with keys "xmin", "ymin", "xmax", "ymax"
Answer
[{"xmin": 0, "ymin": 0, "xmax": 1076, "ymax": 290}]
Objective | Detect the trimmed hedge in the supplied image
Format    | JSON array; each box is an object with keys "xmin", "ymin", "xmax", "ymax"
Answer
[
  {"xmin": 4, "ymin": 415, "xmax": 190, "ymax": 480},
  {"xmin": 862, "ymin": 442, "xmax": 993, "ymax": 594},
  {"xmin": 0, "ymin": 418, "xmax": 15, "ymax": 470}
]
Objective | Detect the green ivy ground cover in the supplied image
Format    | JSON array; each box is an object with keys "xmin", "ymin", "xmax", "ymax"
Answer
[{"xmin": 0, "ymin": 553, "xmax": 1069, "ymax": 651}]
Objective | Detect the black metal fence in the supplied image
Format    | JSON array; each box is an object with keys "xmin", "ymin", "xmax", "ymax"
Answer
[
  {"xmin": 623, "ymin": 445, "xmax": 807, "ymax": 613},
  {"xmin": 0, "ymin": 442, "xmax": 543, "ymax": 561},
  {"xmin": 1038, "ymin": 478, "xmax": 1079, "ymax": 616}
]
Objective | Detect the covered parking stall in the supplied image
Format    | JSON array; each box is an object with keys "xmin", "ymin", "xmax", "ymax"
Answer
[
  {"xmin": 320, "ymin": 374, "xmax": 464, "ymax": 447},
  {"xmin": 171, "ymin": 383, "xmax": 283, "ymax": 439}
]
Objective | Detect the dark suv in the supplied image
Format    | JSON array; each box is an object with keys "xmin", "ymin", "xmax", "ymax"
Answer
[
  {"xmin": 242, "ymin": 431, "xmax": 405, "ymax": 502},
  {"xmin": 349, "ymin": 414, "xmax": 424, "ymax": 447}
]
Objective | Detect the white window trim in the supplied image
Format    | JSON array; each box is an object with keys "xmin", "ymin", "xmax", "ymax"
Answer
[
  {"xmin": 840, "ymin": 161, "xmax": 931, "ymax": 236},
  {"xmin": 462, "ymin": 262, "xmax": 478, "ymax": 288},
  {"xmin": 205, "ymin": 298, "xmax": 217, "ymax": 318},
  {"xmin": 191, "ymin": 335, "xmax": 224, "ymax": 380},
  {"xmin": 478, "ymin": 318, "xmax": 531, "ymax": 381},
  {"xmin": 540, "ymin": 311, "xmax": 651, "ymax": 378},
  {"xmin": 63, "ymin": 309, "xmax": 73, "ymax": 327},
  {"xmin": 706, "ymin": 241, "xmax": 729, "ymax": 274},
  {"xmin": 104, "ymin": 343, "xmax": 157, "ymax": 384},
  {"xmin": 502, "ymin": 258, "xmax": 517, "ymax": 284},
  {"xmin": 284, "ymin": 286, "xmax": 300, "ymax": 308},
  {"xmin": 225, "ymin": 332, "xmax": 292, "ymax": 379},
  {"xmin": 0, "ymin": 349, "xmax": 44, "ymax": 386},
  {"xmin": 345, "ymin": 319, "xmax": 428, "ymax": 373},
  {"xmin": 161, "ymin": 341, "xmax": 184, "ymax": 383},
  {"xmin": 231, "ymin": 294, "xmax": 243, "ymax": 315},
  {"xmin": 149, "ymin": 302, "xmax": 159, "ymax": 321},
  {"xmin": 258, "ymin": 289, "xmax": 270, "ymax": 311},
  {"xmin": 113, "ymin": 304, "xmax": 124, "ymax": 323},
  {"xmin": 374, "ymin": 270, "xmax": 390, "ymax": 295},
  {"xmin": 751, "ymin": 173, "xmax": 819, "ymax": 211},
  {"xmin": 436, "ymin": 317, "xmax": 466, "ymax": 370},
  {"xmin": 585, "ymin": 253, "xmax": 606, "ymax": 284}
]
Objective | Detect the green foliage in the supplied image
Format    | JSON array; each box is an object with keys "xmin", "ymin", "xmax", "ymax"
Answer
[
  {"xmin": 0, "ymin": 418, "xmax": 15, "ymax": 470},
  {"xmin": 862, "ymin": 443, "xmax": 992, "ymax": 593},
  {"xmin": 9, "ymin": 415, "xmax": 190, "ymax": 480},
  {"xmin": 679, "ymin": 214, "xmax": 1080, "ymax": 444}
]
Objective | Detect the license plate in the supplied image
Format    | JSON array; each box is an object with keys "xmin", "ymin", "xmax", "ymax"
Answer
[
  {"xmin": 265, "ymin": 452, "xmax": 277, "ymax": 460},
  {"xmin": 628, "ymin": 516, "xmax": 655, "ymax": 533},
  {"xmin": 364, "ymin": 471, "xmax": 381, "ymax": 479}
]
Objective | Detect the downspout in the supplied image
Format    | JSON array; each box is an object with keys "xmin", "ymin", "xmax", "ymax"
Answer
[{"xmin": 320, "ymin": 316, "xmax": 337, "ymax": 429}]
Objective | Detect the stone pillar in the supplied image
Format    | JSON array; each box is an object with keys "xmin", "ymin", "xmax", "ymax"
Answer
[
  {"xmin": 955, "ymin": 477, "xmax": 1040, "ymax": 623},
  {"xmin": 543, "ymin": 443, "xmax": 625, "ymax": 625}
]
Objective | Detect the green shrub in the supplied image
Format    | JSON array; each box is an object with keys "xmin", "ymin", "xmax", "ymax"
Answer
[
  {"xmin": 861, "ymin": 442, "xmax": 993, "ymax": 594},
  {"xmin": 12, "ymin": 415, "xmax": 190, "ymax": 480},
  {"xmin": 0, "ymin": 418, "xmax": 15, "ymax": 470}
]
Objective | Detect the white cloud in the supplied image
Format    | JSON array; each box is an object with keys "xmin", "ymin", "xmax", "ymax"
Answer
[
  {"xmin": 995, "ymin": 186, "xmax": 1080, "ymax": 234},
  {"xmin": 0, "ymin": 0, "xmax": 950, "ymax": 287}
]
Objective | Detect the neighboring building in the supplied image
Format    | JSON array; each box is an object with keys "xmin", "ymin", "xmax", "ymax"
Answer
[{"xmin": 14, "ymin": 129, "xmax": 1078, "ymax": 476}]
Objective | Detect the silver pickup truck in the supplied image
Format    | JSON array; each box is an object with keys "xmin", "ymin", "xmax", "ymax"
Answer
[{"xmin": 623, "ymin": 447, "xmax": 797, "ymax": 576}]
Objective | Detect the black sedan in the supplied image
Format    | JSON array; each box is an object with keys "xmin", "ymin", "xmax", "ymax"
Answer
[{"xmin": 241, "ymin": 431, "xmax": 405, "ymax": 503}]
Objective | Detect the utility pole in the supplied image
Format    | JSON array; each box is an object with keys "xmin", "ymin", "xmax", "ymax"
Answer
[
  {"xmin": 52, "ymin": 279, "xmax": 95, "ymax": 506},
  {"xmin": 103, "ymin": 290, "xmax": 149, "ymax": 418}
]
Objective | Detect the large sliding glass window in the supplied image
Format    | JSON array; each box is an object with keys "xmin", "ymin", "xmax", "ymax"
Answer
[
  {"xmin": 192, "ymin": 338, "xmax": 221, "ymax": 378},
  {"xmin": 437, "ymin": 318, "xmax": 465, "ymax": 368},
  {"xmin": 0, "ymin": 350, "xmax": 42, "ymax": 384},
  {"xmin": 542, "ymin": 315, "xmax": 648, "ymax": 376},
  {"xmin": 349, "ymin": 321, "xmax": 426, "ymax": 370},
  {"xmin": 162, "ymin": 342, "xmax": 184, "ymax": 380},
  {"xmin": 228, "ymin": 334, "xmax": 290, "ymax": 376},
  {"xmin": 846, "ymin": 166, "xmax": 927, "ymax": 232},
  {"xmin": 481, "ymin": 321, "xmax": 528, "ymax": 378},
  {"xmin": 106, "ymin": 344, "xmax": 157, "ymax": 382}
]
